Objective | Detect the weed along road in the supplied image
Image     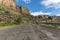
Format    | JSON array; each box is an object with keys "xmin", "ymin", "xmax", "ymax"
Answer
[{"xmin": 0, "ymin": 23, "xmax": 60, "ymax": 40}]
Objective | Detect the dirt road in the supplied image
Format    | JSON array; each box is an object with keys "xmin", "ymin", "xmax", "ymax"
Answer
[{"xmin": 0, "ymin": 23, "xmax": 60, "ymax": 40}]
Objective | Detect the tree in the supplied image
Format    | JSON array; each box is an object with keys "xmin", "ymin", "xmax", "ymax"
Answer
[
  {"xmin": 38, "ymin": 15, "xmax": 42, "ymax": 19},
  {"xmin": 48, "ymin": 16, "xmax": 53, "ymax": 22}
]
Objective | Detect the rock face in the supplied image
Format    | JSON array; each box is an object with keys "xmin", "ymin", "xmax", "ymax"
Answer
[
  {"xmin": 0, "ymin": 0, "xmax": 29, "ymax": 14},
  {"xmin": 0, "ymin": 0, "xmax": 3, "ymax": 4},
  {"xmin": 16, "ymin": 6, "xmax": 29, "ymax": 14},
  {"xmin": 0, "ymin": 0, "xmax": 16, "ymax": 10}
]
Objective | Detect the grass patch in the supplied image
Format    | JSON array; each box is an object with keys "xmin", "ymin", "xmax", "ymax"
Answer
[
  {"xmin": 40, "ymin": 23, "xmax": 60, "ymax": 29},
  {"xmin": 0, "ymin": 22, "xmax": 16, "ymax": 27},
  {"xmin": 57, "ymin": 26, "xmax": 60, "ymax": 28},
  {"xmin": 40, "ymin": 24, "xmax": 53, "ymax": 26}
]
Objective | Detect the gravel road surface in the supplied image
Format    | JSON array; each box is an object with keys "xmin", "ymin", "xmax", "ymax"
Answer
[{"xmin": 0, "ymin": 23, "xmax": 60, "ymax": 40}]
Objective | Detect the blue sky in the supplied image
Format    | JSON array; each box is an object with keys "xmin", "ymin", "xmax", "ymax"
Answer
[{"xmin": 16, "ymin": 0, "xmax": 60, "ymax": 16}]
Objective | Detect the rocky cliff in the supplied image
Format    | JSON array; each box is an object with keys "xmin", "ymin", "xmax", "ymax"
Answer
[
  {"xmin": 0, "ymin": 0, "xmax": 16, "ymax": 10},
  {"xmin": 0, "ymin": 0, "xmax": 29, "ymax": 14},
  {"xmin": 16, "ymin": 6, "xmax": 29, "ymax": 14}
]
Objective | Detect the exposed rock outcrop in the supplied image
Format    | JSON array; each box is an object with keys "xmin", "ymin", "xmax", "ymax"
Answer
[
  {"xmin": 16, "ymin": 6, "xmax": 29, "ymax": 14},
  {"xmin": 0, "ymin": 0, "xmax": 16, "ymax": 10},
  {"xmin": 0, "ymin": 0, "xmax": 29, "ymax": 14}
]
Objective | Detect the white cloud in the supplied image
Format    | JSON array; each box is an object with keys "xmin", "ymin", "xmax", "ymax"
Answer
[
  {"xmin": 41, "ymin": 0, "xmax": 60, "ymax": 9},
  {"xmin": 56, "ymin": 14, "xmax": 60, "ymax": 16},
  {"xmin": 22, "ymin": 0, "xmax": 31, "ymax": 4},
  {"xmin": 31, "ymin": 11, "xmax": 51, "ymax": 16}
]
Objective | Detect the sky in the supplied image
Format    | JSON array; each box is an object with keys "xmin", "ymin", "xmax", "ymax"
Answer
[{"xmin": 16, "ymin": 0, "xmax": 60, "ymax": 16}]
